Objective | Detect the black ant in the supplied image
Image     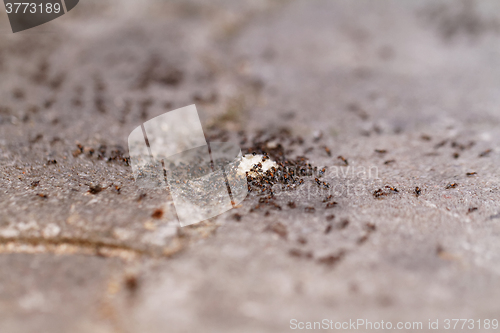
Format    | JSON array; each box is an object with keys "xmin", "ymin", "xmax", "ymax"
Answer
[
  {"xmin": 421, "ymin": 134, "xmax": 432, "ymax": 141},
  {"xmin": 373, "ymin": 187, "xmax": 398, "ymax": 198},
  {"xmin": 479, "ymin": 149, "xmax": 492, "ymax": 157},
  {"xmin": 297, "ymin": 237, "xmax": 308, "ymax": 245},
  {"xmin": 434, "ymin": 140, "xmax": 448, "ymax": 149},
  {"xmin": 88, "ymin": 184, "xmax": 104, "ymax": 194},
  {"xmin": 325, "ymin": 202, "xmax": 338, "ymax": 209},
  {"xmin": 271, "ymin": 203, "xmax": 282, "ymax": 210},
  {"xmin": 339, "ymin": 219, "xmax": 349, "ymax": 229},
  {"xmin": 467, "ymin": 207, "xmax": 478, "ymax": 214},
  {"xmin": 337, "ymin": 155, "xmax": 348, "ymax": 165},
  {"xmin": 415, "ymin": 187, "xmax": 421, "ymax": 197},
  {"xmin": 357, "ymin": 235, "xmax": 369, "ymax": 244},
  {"xmin": 323, "ymin": 195, "xmax": 333, "ymax": 202},
  {"xmin": 385, "ymin": 185, "xmax": 399, "ymax": 193},
  {"xmin": 315, "ymin": 178, "xmax": 330, "ymax": 188}
]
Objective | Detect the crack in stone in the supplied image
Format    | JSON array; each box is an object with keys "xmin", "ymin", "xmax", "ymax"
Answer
[{"xmin": 0, "ymin": 236, "xmax": 185, "ymax": 260}]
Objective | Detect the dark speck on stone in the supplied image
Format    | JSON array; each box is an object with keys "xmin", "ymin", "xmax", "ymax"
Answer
[
  {"xmin": 88, "ymin": 184, "xmax": 104, "ymax": 194},
  {"xmin": 152, "ymin": 209, "xmax": 164, "ymax": 219}
]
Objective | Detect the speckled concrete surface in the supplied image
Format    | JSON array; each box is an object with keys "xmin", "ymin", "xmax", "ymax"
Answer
[{"xmin": 2, "ymin": 1, "xmax": 500, "ymax": 332}]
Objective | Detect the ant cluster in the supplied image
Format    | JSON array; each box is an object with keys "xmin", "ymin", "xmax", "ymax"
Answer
[
  {"xmin": 73, "ymin": 143, "xmax": 130, "ymax": 166},
  {"xmin": 323, "ymin": 194, "xmax": 338, "ymax": 208},
  {"xmin": 230, "ymin": 128, "xmax": 334, "ymax": 213},
  {"xmin": 245, "ymin": 154, "xmax": 317, "ymax": 194},
  {"xmin": 244, "ymin": 154, "xmax": 323, "ymax": 213}
]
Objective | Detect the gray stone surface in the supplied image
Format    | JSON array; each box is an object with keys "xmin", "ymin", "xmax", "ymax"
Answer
[{"xmin": 2, "ymin": 0, "xmax": 500, "ymax": 332}]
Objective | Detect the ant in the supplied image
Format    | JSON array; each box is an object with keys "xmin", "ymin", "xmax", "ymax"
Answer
[
  {"xmin": 315, "ymin": 178, "xmax": 330, "ymax": 188},
  {"xmin": 323, "ymin": 195, "xmax": 334, "ymax": 202},
  {"xmin": 467, "ymin": 207, "xmax": 478, "ymax": 214},
  {"xmin": 385, "ymin": 185, "xmax": 399, "ymax": 193},
  {"xmin": 434, "ymin": 140, "xmax": 448, "ymax": 149},
  {"xmin": 415, "ymin": 187, "xmax": 421, "ymax": 197},
  {"xmin": 479, "ymin": 149, "xmax": 492, "ymax": 157},
  {"xmin": 420, "ymin": 134, "xmax": 432, "ymax": 141},
  {"xmin": 88, "ymin": 184, "xmax": 104, "ymax": 194},
  {"xmin": 337, "ymin": 155, "xmax": 348, "ymax": 165},
  {"xmin": 325, "ymin": 202, "xmax": 338, "ymax": 209},
  {"xmin": 339, "ymin": 219, "xmax": 350, "ymax": 229}
]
